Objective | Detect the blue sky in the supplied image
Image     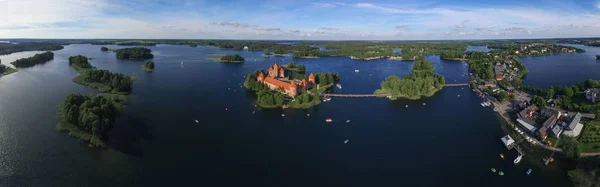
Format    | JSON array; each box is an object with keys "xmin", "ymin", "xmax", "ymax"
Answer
[{"xmin": 1, "ymin": 0, "xmax": 600, "ymax": 40}]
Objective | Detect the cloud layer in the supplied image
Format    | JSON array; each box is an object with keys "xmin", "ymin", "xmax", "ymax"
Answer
[{"xmin": 1, "ymin": 0, "xmax": 599, "ymax": 40}]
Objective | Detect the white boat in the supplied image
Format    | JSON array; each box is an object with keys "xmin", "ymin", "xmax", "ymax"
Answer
[
  {"xmin": 481, "ymin": 103, "xmax": 486, "ymax": 107},
  {"xmin": 355, "ymin": 70, "xmax": 359, "ymax": 73},
  {"xmin": 181, "ymin": 61, "xmax": 184, "ymax": 65},
  {"xmin": 325, "ymin": 118, "xmax": 333, "ymax": 122},
  {"xmin": 326, "ymin": 98, "xmax": 331, "ymax": 101},
  {"xmin": 195, "ymin": 120, "xmax": 199, "ymax": 123},
  {"xmin": 336, "ymin": 84, "xmax": 342, "ymax": 89},
  {"xmin": 346, "ymin": 120, "xmax": 350, "ymax": 123},
  {"xmin": 344, "ymin": 139, "xmax": 349, "ymax": 144},
  {"xmin": 514, "ymin": 155, "xmax": 523, "ymax": 164},
  {"xmin": 281, "ymin": 114, "xmax": 285, "ymax": 117}
]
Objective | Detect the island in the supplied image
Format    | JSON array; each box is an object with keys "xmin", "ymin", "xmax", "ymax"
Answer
[
  {"xmin": 72, "ymin": 69, "xmax": 133, "ymax": 94},
  {"xmin": 100, "ymin": 46, "xmax": 109, "ymax": 52},
  {"xmin": 596, "ymin": 54, "xmax": 600, "ymax": 59},
  {"xmin": 68, "ymin": 55, "xmax": 94, "ymax": 70},
  {"xmin": 244, "ymin": 63, "xmax": 339, "ymax": 109},
  {"xmin": 375, "ymin": 56, "xmax": 445, "ymax": 100},
  {"xmin": 114, "ymin": 47, "xmax": 154, "ymax": 60},
  {"xmin": 10, "ymin": 51, "xmax": 54, "ymax": 67},
  {"xmin": 0, "ymin": 59, "xmax": 18, "ymax": 77},
  {"xmin": 263, "ymin": 50, "xmax": 291, "ymax": 57},
  {"xmin": 213, "ymin": 54, "xmax": 245, "ymax": 63},
  {"xmin": 142, "ymin": 61, "xmax": 155, "ymax": 72},
  {"xmin": 57, "ymin": 93, "xmax": 126, "ymax": 147}
]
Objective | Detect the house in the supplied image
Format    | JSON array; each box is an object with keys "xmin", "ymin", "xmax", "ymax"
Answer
[
  {"xmin": 550, "ymin": 124, "xmax": 563, "ymax": 137},
  {"xmin": 540, "ymin": 107, "xmax": 561, "ymax": 119},
  {"xmin": 585, "ymin": 88, "xmax": 599, "ymax": 103},
  {"xmin": 501, "ymin": 135, "xmax": 515, "ymax": 150},
  {"xmin": 517, "ymin": 105, "xmax": 538, "ymax": 134},
  {"xmin": 243, "ymin": 46, "xmax": 249, "ymax": 50},
  {"xmin": 562, "ymin": 113, "xmax": 583, "ymax": 137},
  {"xmin": 537, "ymin": 115, "xmax": 557, "ymax": 140},
  {"xmin": 483, "ymin": 81, "xmax": 497, "ymax": 88}
]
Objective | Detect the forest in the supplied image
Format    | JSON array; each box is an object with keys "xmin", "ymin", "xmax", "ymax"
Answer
[
  {"xmin": 220, "ymin": 54, "xmax": 245, "ymax": 62},
  {"xmin": 142, "ymin": 61, "xmax": 155, "ymax": 71},
  {"xmin": 114, "ymin": 47, "xmax": 154, "ymax": 60},
  {"xmin": 58, "ymin": 93, "xmax": 123, "ymax": 147},
  {"xmin": 375, "ymin": 56, "xmax": 445, "ymax": 99},
  {"xmin": 69, "ymin": 55, "xmax": 93, "ymax": 70},
  {"xmin": 284, "ymin": 62, "xmax": 306, "ymax": 74},
  {"xmin": 0, "ymin": 42, "xmax": 64, "ymax": 55},
  {"xmin": 78, "ymin": 69, "xmax": 134, "ymax": 93},
  {"xmin": 440, "ymin": 50, "xmax": 465, "ymax": 60},
  {"xmin": 244, "ymin": 70, "xmax": 285, "ymax": 108},
  {"xmin": 568, "ymin": 156, "xmax": 600, "ymax": 187},
  {"xmin": 10, "ymin": 51, "xmax": 54, "ymax": 67}
]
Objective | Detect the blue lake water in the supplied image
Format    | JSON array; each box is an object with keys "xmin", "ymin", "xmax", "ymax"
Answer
[
  {"xmin": 0, "ymin": 44, "xmax": 572, "ymax": 186},
  {"xmin": 520, "ymin": 44, "xmax": 600, "ymax": 88},
  {"xmin": 466, "ymin": 46, "xmax": 493, "ymax": 52}
]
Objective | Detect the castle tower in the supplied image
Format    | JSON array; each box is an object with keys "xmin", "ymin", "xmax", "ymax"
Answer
[
  {"xmin": 289, "ymin": 80, "xmax": 297, "ymax": 97},
  {"xmin": 300, "ymin": 79, "xmax": 308, "ymax": 89},
  {"xmin": 308, "ymin": 73, "xmax": 315, "ymax": 84},
  {"xmin": 257, "ymin": 72, "xmax": 265, "ymax": 82},
  {"xmin": 278, "ymin": 67, "xmax": 285, "ymax": 78},
  {"xmin": 268, "ymin": 63, "xmax": 280, "ymax": 78}
]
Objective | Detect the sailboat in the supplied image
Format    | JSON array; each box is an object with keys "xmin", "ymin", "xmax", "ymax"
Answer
[{"xmin": 181, "ymin": 61, "xmax": 184, "ymax": 65}]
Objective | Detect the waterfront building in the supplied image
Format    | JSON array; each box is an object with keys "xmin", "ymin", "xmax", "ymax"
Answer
[
  {"xmin": 501, "ymin": 135, "xmax": 515, "ymax": 150},
  {"xmin": 562, "ymin": 112, "xmax": 583, "ymax": 137},
  {"xmin": 585, "ymin": 88, "xmax": 599, "ymax": 103}
]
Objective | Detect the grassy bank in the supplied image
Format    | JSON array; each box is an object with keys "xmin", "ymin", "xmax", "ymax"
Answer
[
  {"xmin": 294, "ymin": 56, "xmax": 320, "ymax": 58},
  {"xmin": 287, "ymin": 100, "xmax": 321, "ymax": 109},
  {"xmin": 1, "ymin": 67, "xmax": 18, "ymax": 76},
  {"xmin": 374, "ymin": 87, "xmax": 440, "ymax": 100},
  {"xmin": 206, "ymin": 58, "xmax": 244, "ymax": 63},
  {"xmin": 141, "ymin": 66, "xmax": 154, "ymax": 72},
  {"xmin": 208, "ymin": 53, "xmax": 226, "ymax": 56},
  {"xmin": 579, "ymin": 120, "xmax": 600, "ymax": 152}
]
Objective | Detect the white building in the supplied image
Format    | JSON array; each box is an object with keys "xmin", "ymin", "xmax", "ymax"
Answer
[
  {"xmin": 562, "ymin": 113, "xmax": 583, "ymax": 137},
  {"xmin": 501, "ymin": 135, "xmax": 515, "ymax": 150}
]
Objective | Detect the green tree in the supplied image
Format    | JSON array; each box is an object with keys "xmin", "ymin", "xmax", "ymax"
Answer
[
  {"xmin": 561, "ymin": 136, "xmax": 581, "ymax": 159},
  {"xmin": 532, "ymin": 95, "xmax": 547, "ymax": 107},
  {"xmin": 11, "ymin": 51, "xmax": 54, "ymax": 67},
  {"xmin": 565, "ymin": 87, "xmax": 574, "ymax": 97},
  {"xmin": 114, "ymin": 47, "xmax": 153, "ymax": 60}
]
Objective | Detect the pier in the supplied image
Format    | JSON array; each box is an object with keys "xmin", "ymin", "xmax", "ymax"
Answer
[{"xmin": 443, "ymin": 83, "xmax": 469, "ymax": 87}]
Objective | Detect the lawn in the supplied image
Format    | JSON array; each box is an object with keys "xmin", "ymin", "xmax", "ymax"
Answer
[{"xmin": 579, "ymin": 120, "xmax": 600, "ymax": 152}]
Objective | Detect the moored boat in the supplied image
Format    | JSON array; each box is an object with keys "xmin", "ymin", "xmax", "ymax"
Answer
[
  {"xmin": 526, "ymin": 169, "xmax": 532, "ymax": 175},
  {"xmin": 514, "ymin": 155, "xmax": 522, "ymax": 164},
  {"xmin": 325, "ymin": 118, "xmax": 333, "ymax": 122},
  {"xmin": 336, "ymin": 84, "xmax": 342, "ymax": 89},
  {"xmin": 195, "ymin": 120, "xmax": 199, "ymax": 123},
  {"xmin": 491, "ymin": 168, "xmax": 496, "ymax": 172},
  {"xmin": 500, "ymin": 154, "xmax": 504, "ymax": 159},
  {"xmin": 344, "ymin": 139, "xmax": 349, "ymax": 144},
  {"xmin": 498, "ymin": 171, "xmax": 504, "ymax": 176}
]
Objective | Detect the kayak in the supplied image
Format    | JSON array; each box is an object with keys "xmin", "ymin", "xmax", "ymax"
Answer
[
  {"xmin": 491, "ymin": 168, "xmax": 496, "ymax": 172},
  {"xmin": 499, "ymin": 171, "xmax": 504, "ymax": 176}
]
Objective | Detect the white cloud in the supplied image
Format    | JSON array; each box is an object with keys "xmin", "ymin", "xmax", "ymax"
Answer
[{"xmin": 319, "ymin": 27, "xmax": 340, "ymax": 31}]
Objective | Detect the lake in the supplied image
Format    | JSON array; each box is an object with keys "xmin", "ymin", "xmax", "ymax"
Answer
[
  {"xmin": 0, "ymin": 44, "xmax": 572, "ymax": 186},
  {"xmin": 520, "ymin": 44, "xmax": 600, "ymax": 88}
]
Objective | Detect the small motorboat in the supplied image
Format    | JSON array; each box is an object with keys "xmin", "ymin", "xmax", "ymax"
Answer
[
  {"xmin": 346, "ymin": 120, "xmax": 350, "ymax": 123},
  {"xmin": 491, "ymin": 168, "xmax": 496, "ymax": 172},
  {"xmin": 422, "ymin": 103, "xmax": 426, "ymax": 106},
  {"xmin": 514, "ymin": 155, "xmax": 522, "ymax": 164},
  {"xmin": 405, "ymin": 105, "xmax": 408, "ymax": 108},
  {"xmin": 326, "ymin": 98, "xmax": 331, "ymax": 101},
  {"xmin": 336, "ymin": 84, "xmax": 342, "ymax": 89},
  {"xmin": 181, "ymin": 61, "xmax": 184, "ymax": 65},
  {"xmin": 252, "ymin": 111, "xmax": 255, "ymax": 114},
  {"xmin": 307, "ymin": 114, "xmax": 310, "ymax": 116},
  {"xmin": 344, "ymin": 139, "xmax": 349, "ymax": 144},
  {"xmin": 355, "ymin": 70, "xmax": 359, "ymax": 73},
  {"xmin": 325, "ymin": 118, "xmax": 332, "ymax": 123},
  {"xmin": 225, "ymin": 108, "xmax": 228, "ymax": 111},
  {"xmin": 457, "ymin": 95, "xmax": 460, "ymax": 97},
  {"xmin": 195, "ymin": 120, "xmax": 199, "ymax": 124},
  {"xmin": 500, "ymin": 154, "xmax": 504, "ymax": 159},
  {"xmin": 526, "ymin": 169, "xmax": 532, "ymax": 175},
  {"xmin": 281, "ymin": 114, "xmax": 285, "ymax": 117},
  {"xmin": 498, "ymin": 171, "xmax": 504, "ymax": 176}
]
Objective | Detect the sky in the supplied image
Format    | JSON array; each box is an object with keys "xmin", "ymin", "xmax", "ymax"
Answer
[{"xmin": 1, "ymin": 0, "xmax": 600, "ymax": 40}]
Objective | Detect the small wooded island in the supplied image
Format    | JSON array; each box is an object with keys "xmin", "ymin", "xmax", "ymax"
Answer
[
  {"xmin": 142, "ymin": 61, "xmax": 155, "ymax": 71},
  {"xmin": 58, "ymin": 55, "xmax": 134, "ymax": 147},
  {"xmin": 219, "ymin": 54, "xmax": 245, "ymax": 63},
  {"xmin": 244, "ymin": 63, "xmax": 339, "ymax": 109},
  {"xmin": 375, "ymin": 56, "xmax": 445, "ymax": 100},
  {"xmin": 114, "ymin": 47, "xmax": 154, "ymax": 60},
  {"xmin": 100, "ymin": 46, "xmax": 109, "ymax": 52},
  {"xmin": 11, "ymin": 51, "xmax": 54, "ymax": 67},
  {"xmin": 440, "ymin": 50, "xmax": 467, "ymax": 61}
]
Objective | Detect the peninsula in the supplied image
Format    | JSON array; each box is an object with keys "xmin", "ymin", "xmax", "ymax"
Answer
[
  {"xmin": 0, "ymin": 60, "xmax": 18, "ymax": 77},
  {"xmin": 114, "ymin": 47, "xmax": 154, "ymax": 60},
  {"xmin": 59, "ymin": 54, "xmax": 134, "ymax": 147},
  {"xmin": 375, "ymin": 56, "xmax": 445, "ymax": 100},
  {"xmin": 244, "ymin": 63, "xmax": 339, "ymax": 109}
]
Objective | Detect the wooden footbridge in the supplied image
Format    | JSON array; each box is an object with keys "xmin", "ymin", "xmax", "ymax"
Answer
[{"xmin": 321, "ymin": 83, "xmax": 469, "ymax": 98}]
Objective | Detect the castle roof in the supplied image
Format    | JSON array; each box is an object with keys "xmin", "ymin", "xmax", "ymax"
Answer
[
  {"xmin": 290, "ymin": 80, "xmax": 297, "ymax": 88},
  {"xmin": 263, "ymin": 77, "xmax": 293, "ymax": 91},
  {"xmin": 309, "ymin": 73, "xmax": 315, "ymax": 79}
]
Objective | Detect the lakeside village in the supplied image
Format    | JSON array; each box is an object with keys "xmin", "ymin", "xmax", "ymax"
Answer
[{"xmin": 470, "ymin": 51, "xmax": 600, "ymax": 175}]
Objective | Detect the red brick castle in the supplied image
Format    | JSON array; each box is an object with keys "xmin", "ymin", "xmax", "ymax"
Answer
[{"xmin": 257, "ymin": 63, "xmax": 315, "ymax": 97}]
